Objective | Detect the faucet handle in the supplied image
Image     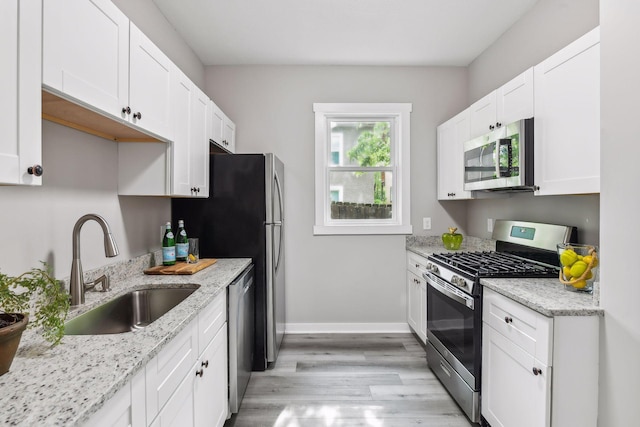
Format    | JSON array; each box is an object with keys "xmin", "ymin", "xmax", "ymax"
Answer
[{"xmin": 86, "ymin": 275, "xmax": 111, "ymax": 292}]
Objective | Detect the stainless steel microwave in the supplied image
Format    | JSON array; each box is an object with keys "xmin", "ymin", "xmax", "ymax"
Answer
[{"xmin": 463, "ymin": 118, "xmax": 534, "ymax": 191}]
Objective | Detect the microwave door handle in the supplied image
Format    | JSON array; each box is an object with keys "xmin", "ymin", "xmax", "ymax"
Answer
[{"xmin": 499, "ymin": 138, "xmax": 513, "ymax": 177}]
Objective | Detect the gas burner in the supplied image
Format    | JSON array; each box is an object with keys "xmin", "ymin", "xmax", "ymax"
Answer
[{"xmin": 430, "ymin": 251, "xmax": 558, "ymax": 279}]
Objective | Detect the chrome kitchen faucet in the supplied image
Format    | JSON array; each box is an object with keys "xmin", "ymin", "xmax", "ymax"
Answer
[{"xmin": 69, "ymin": 214, "xmax": 119, "ymax": 306}]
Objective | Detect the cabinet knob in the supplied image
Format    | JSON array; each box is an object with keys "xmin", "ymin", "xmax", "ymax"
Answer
[
  {"xmin": 496, "ymin": 122, "xmax": 502, "ymax": 128},
  {"xmin": 27, "ymin": 165, "xmax": 43, "ymax": 177},
  {"xmin": 202, "ymin": 360, "xmax": 209, "ymax": 368},
  {"xmin": 195, "ymin": 369, "xmax": 204, "ymax": 377},
  {"xmin": 489, "ymin": 124, "xmax": 495, "ymax": 130},
  {"xmin": 133, "ymin": 112, "xmax": 142, "ymax": 120},
  {"xmin": 532, "ymin": 367, "xmax": 542, "ymax": 376},
  {"xmin": 504, "ymin": 316, "xmax": 513, "ymax": 323},
  {"xmin": 122, "ymin": 106, "xmax": 131, "ymax": 115}
]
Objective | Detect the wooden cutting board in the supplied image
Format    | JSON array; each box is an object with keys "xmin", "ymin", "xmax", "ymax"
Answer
[{"xmin": 144, "ymin": 259, "xmax": 217, "ymax": 275}]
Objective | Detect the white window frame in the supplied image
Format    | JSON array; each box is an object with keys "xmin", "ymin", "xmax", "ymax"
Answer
[{"xmin": 313, "ymin": 103, "xmax": 412, "ymax": 235}]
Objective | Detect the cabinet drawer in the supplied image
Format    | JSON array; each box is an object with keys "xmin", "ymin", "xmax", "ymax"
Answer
[
  {"xmin": 146, "ymin": 317, "xmax": 198, "ymax": 421},
  {"xmin": 483, "ymin": 288, "xmax": 553, "ymax": 365},
  {"xmin": 198, "ymin": 291, "xmax": 227, "ymax": 355},
  {"xmin": 407, "ymin": 251, "xmax": 428, "ymax": 277}
]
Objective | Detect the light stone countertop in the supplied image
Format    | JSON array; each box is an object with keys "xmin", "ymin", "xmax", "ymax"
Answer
[
  {"xmin": 406, "ymin": 236, "xmax": 603, "ymax": 318},
  {"xmin": 0, "ymin": 254, "xmax": 252, "ymax": 426}
]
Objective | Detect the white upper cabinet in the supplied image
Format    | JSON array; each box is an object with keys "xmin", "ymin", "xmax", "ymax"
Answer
[
  {"xmin": 0, "ymin": 0, "xmax": 42, "ymax": 186},
  {"xmin": 208, "ymin": 100, "xmax": 235, "ymax": 154},
  {"xmin": 222, "ymin": 114, "xmax": 237, "ymax": 153},
  {"xmin": 170, "ymin": 67, "xmax": 193, "ymax": 197},
  {"xmin": 128, "ymin": 23, "xmax": 173, "ymax": 140},
  {"xmin": 469, "ymin": 68, "xmax": 534, "ymax": 139},
  {"xmin": 43, "ymin": 0, "xmax": 129, "ymax": 123},
  {"xmin": 534, "ymin": 27, "xmax": 600, "ymax": 196},
  {"xmin": 208, "ymin": 100, "xmax": 225, "ymax": 147},
  {"xmin": 43, "ymin": 0, "xmax": 173, "ymax": 141},
  {"xmin": 191, "ymin": 86, "xmax": 210, "ymax": 197},
  {"xmin": 437, "ymin": 109, "xmax": 473, "ymax": 200}
]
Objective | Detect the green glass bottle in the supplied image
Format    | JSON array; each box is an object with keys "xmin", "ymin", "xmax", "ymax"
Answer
[
  {"xmin": 162, "ymin": 221, "xmax": 176, "ymax": 266},
  {"xmin": 176, "ymin": 219, "xmax": 188, "ymax": 262}
]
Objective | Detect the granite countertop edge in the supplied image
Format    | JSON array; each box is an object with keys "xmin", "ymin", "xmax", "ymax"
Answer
[
  {"xmin": 0, "ymin": 254, "xmax": 252, "ymax": 426},
  {"xmin": 405, "ymin": 235, "xmax": 603, "ymax": 318}
]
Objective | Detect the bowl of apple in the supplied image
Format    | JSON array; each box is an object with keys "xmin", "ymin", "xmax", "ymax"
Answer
[{"xmin": 557, "ymin": 243, "xmax": 598, "ymax": 293}]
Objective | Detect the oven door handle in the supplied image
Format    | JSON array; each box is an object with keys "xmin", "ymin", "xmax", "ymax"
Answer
[{"xmin": 426, "ymin": 276, "xmax": 475, "ymax": 309}]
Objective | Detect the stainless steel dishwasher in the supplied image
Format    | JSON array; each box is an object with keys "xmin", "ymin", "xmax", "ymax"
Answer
[{"xmin": 228, "ymin": 265, "xmax": 255, "ymax": 413}]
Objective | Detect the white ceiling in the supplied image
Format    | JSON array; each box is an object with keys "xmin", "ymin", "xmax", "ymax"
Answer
[{"xmin": 152, "ymin": 0, "xmax": 538, "ymax": 66}]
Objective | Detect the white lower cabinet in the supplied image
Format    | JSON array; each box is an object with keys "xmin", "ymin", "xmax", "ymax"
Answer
[
  {"xmin": 406, "ymin": 251, "xmax": 427, "ymax": 343},
  {"xmin": 481, "ymin": 288, "xmax": 599, "ymax": 427},
  {"xmin": 87, "ymin": 291, "xmax": 228, "ymax": 427},
  {"xmin": 194, "ymin": 324, "xmax": 228, "ymax": 427}
]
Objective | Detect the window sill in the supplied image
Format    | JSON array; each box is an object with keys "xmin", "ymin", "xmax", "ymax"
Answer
[{"xmin": 313, "ymin": 224, "xmax": 413, "ymax": 236}]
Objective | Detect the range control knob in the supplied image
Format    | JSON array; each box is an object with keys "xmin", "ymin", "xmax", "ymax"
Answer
[
  {"xmin": 426, "ymin": 263, "xmax": 439, "ymax": 275},
  {"xmin": 451, "ymin": 275, "xmax": 468, "ymax": 290}
]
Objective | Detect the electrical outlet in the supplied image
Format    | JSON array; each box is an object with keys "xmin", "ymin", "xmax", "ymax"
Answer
[
  {"xmin": 487, "ymin": 218, "xmax": 494, "ymax": 233},
  {"xmin": 423, "ymin": 217, "xmax": 432, "ymax": 230}
]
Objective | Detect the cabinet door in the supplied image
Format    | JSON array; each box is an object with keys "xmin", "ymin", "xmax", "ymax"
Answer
[
  {"xmin": 0, "ymin": 0, "xmax": 42, "ymax": 186},
  {"xmin": 469, "ymin": 91, "xmax": 497, "ymax": 139},
  {"xmin": 87, "ymin": 370, "xmax": 145, "ymax": 427},
  {"xmin": 482, "ymin": 325, "xmax": 551, "ymax": 427},
  {"xmin": 534, "ymin": 27, "xmax": 600, "ymax": 196},
  {"xmin": 170, "ymin": 67, "xmax": 193, "ymax": 197},
  {"xmin": 437, "ymin": 109, "xmax": 472, "ymax": 200},
  {"xmin": 497, "ymin": 67, "xmax": 534, "ymax": 126},
  {"xmin": 222, "ymin": 114, "xmax": 236, "ymax": 153},
  {"xmin": 419, "ymin": 281, "xmax": 427, "ymax": 342},
  {"xmin": 129, "ymin": 23, "xmax": 173, "ymax": 140},
  {"xmin": 406, "ymin": 271, "xmax": 421, "ymax": 338},
  {"xmin": 150, "ymin": 370, "xmax": 196, "ymax": 427},
  {"xmin": 194, "ymin": 324, "xmax": 228, "ymax": 427},
  {"xmin": 42, "ymin": 0, "xmax": 129, "ymax": 121},
  {"xmin": 209, "ymin": 100, "xmax": 225, "ymax": 145},
  {"xmin": 190, "ymin": 86, "xmax": 210, "ymax": 197},
  {"xmin": 146, "ymin": 319, "xmax": 198, "ymax": 421}
]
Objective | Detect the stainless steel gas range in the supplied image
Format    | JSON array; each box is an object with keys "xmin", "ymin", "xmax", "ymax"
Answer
[{"xmin": 423, "ymin": 220, "xmax": 577, "ymax": 424}]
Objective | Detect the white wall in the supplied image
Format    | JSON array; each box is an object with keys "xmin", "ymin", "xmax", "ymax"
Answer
[
  {"xmin": 0, "ymin": 0, "xmax": 204, "ymax": 280},
  {"xmin": 599, "ymin": 1, "xmax": 640, "ymax": 425},
  {"xmin": 464, "ymin": 0, "xmax": 601, "ymax": 245},
  {"xmin": 112, "ymin": 0, "xmax": 205, "ymax": 88},
  {"xmin": 205, "ymin": 65, "xmax": 468, "ymax": 327},
  {"xmin": 468, "ymin": 0, "xmax": 600, "ymax": 102},
  {"xmin": 0, "ymin": 121, "xmax": 169, "ymax": 278}
]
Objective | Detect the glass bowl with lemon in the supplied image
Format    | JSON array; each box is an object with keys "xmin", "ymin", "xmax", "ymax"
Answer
[{"xmin": 557, "ymin": 243, "xmax": 599, "ymax": 293}]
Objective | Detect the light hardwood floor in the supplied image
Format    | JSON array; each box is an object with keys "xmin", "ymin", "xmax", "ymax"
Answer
[{"xmin": 225, "ymin": 333, "xmax": 474, "ymax": 427}]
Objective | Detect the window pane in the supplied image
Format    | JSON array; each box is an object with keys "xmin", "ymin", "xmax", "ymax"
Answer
[
  {"xmin": 329, "ymin": 121, "xmax": 391, "ymax": 167},
  {"xmin": 329, "ymin": 171, "xmax": 393, "ymax": 219}
]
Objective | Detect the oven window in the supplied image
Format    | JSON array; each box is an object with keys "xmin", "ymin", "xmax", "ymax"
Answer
[{"xmin": 427, "ymin": 285, "xmax": 477, "ymax": 376}]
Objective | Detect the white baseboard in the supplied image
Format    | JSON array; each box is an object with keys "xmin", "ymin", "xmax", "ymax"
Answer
[{"xmin": 285, "ymin": 322, "xmax": 412, "ymax": 334}]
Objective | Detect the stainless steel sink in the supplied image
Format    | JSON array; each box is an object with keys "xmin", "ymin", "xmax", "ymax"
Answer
[{"xmin": 64, "ymin": 286, "xmax": 200, "ymax": 335}]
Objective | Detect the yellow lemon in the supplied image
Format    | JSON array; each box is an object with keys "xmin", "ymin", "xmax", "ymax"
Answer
[
  {"xmin": 560, "ymin": 250, "xmax": 578, "ymax": 267},
  {"xmin": 570, "ymin": 260, "xmax": 588, "ymax": 278},
  {"xmin": 572, "ymin": 279, "xmax": 587, "ymax": 289},
  {"xmin": 583, "ymin": 255, "xmax": 598, "ymax": 268},
  {"xmin": 188, "ymin": 254, "xmax": 197, "ymax": 262},
  {"xmin": 584, "ymin": 270, "xmax": 593, "ymax": 280},
  {"xmin": 562, "ymin": 266, "xmax": 572, "ymax": 279}
]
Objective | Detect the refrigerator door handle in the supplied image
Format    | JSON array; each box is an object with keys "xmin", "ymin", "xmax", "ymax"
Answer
[{"xmin": 273, "ymin": 170, "xmax": 285, "ymax": 274}]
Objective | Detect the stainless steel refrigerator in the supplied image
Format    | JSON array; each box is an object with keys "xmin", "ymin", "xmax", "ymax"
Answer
[{"xmin": 172, "ymin": 153, "xmax": 285, "ymax": 371}]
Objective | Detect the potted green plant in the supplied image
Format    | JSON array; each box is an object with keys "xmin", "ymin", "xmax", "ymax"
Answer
[{"xmin": 0, "ymin": 264, "xmax": 70, "ymax": 375}]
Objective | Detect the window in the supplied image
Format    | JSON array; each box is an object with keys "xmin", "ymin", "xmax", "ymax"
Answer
[{"xmin": 313, "ymin": 103, "xmax": 412, "ymax": 235}]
